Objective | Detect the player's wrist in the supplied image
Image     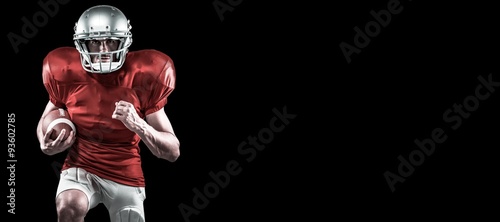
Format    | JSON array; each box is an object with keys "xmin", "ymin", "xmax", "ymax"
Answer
[{"xmin": 132, "ymin": 118, "xmax": 148, "ymax": 135}]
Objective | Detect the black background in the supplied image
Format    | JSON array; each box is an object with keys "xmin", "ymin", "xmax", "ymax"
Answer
[{"xmin": 4, "ymin": 0, "xmax": 498, "ymax": 221}]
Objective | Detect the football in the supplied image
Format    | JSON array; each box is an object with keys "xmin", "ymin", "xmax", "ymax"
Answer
[{"xmin": 42, "ymin": 108, "xmax": 76, "ymax": 140}]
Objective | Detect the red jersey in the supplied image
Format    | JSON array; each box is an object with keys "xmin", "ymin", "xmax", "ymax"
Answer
[{"xmin": 42, "ymin": 47, "xmax": 176, "ymax": 187}]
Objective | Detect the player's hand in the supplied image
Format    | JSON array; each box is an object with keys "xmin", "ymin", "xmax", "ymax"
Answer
[
  {"xmin": 41, "ymin": 128, "xmax": 76, "ymax": 156},
  {"xmin": 112, "ymin": 100, "xmax": 144, "ymax": 132}
]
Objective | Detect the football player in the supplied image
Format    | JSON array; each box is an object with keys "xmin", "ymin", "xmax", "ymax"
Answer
[{"xmin": 36, "ymin": 5, "xmax": 180, "ymax": 222}]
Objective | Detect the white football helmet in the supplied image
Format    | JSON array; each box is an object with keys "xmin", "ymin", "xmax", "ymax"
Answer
[{"xmin": 73, "ymin": 5, "xmax": 133, "ymax": 73}]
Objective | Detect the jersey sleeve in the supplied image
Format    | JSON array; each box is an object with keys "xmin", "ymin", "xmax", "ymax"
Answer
[
  {"xmin": 42, "ymin": 48, "xmax": 69, "ymax": 108},
  {"xmin": 144, "ymin": 53, "xmax": 176, "ymax": 116}
]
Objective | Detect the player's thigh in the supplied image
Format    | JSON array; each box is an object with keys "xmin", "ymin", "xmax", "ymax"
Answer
[
  {"xmin": 56, "ymin": 167, "xmax": 101, "ymax": 210},
  {"xmin": 102, "ymin": 182, "xmax": 146, "ymax": 222}
]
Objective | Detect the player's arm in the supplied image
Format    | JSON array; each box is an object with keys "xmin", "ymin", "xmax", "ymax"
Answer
[
  {"xmin": 142, "ymin": 108, "xmax": 180, "ymax": 162},
  {"xmin": 37, "ymin": 101, "xmax": 76, "ymax": 156},
  {"xmin": 112, "ymin": 100, "xmax": 180, "ymax": 162}
]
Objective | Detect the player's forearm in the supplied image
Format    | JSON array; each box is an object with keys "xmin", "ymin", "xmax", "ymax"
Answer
[
  {"xmin": 135, "ymin": 121, "xmax": 180, "ymax": 162},
  {"xmin": 41, "ymin": 145, "xmax": 68, "ymax": 156}
]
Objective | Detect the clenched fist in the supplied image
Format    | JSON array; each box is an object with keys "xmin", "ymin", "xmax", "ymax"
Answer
[{"xmin": 112, "ymin": 100, "xmax": 144, "ymax": 133}]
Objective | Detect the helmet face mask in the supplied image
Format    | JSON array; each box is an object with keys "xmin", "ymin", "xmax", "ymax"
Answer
[{"xmin": 73, "ymin": 5, "xmax": 133, "ymax": 74}]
